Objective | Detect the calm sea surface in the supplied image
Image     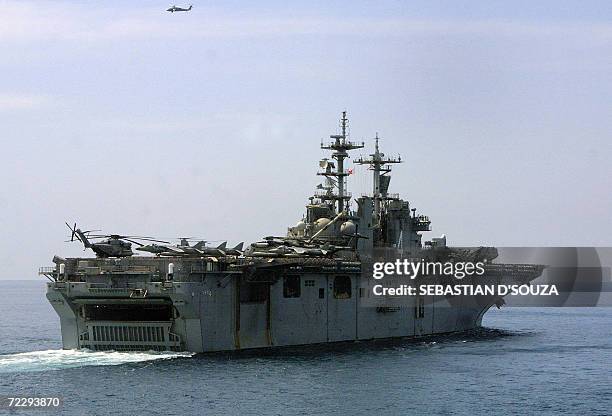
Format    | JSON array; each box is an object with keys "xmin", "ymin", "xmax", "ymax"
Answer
[{"xmin": 0, "ymin": 280, "xmax": 610, "ymax": 415}]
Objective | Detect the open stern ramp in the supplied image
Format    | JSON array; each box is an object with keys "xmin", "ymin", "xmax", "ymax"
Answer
[{"xmin": 79, "ymin": 321, "xmax": 181, "ymax": 352}]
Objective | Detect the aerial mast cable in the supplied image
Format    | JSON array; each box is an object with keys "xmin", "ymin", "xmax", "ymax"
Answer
[
  {"xmin": 319, "ymin": 111, "xmax": 364, "ymax": 213},
  {"xmin": 354, "ymin": 133, "xmax": 402, "ymax": 225}
]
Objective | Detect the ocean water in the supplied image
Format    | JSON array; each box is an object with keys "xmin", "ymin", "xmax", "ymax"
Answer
[{"xmin": 0, "ymin": 281, "xmax": 610, "ymax": 416}]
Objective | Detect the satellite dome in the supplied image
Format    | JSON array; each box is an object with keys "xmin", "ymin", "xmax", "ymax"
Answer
[
  {"xmin": 340, "ymin": 220, "xmax": 356, "ymax": 236},
  {"xmin": 313, "ymin": 218, "xmax": 331, "ymax": 233}
]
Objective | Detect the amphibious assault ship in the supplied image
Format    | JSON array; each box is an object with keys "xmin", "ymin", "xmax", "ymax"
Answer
[{"xmin": 41, "ymin": 113, "xmax": 544, "ymax": 352}]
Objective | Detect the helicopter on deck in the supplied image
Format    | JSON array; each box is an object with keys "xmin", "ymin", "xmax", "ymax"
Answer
[{"xmin": 65, "ymin": 223, "xmax": 170, "ymax": 258}]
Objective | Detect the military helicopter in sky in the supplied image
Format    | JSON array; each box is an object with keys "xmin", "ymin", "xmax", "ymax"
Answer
[
  {"xmin": 65, "ymin": 223, "xmax": 170, "ymax": 258},
  {"xmin": 167, "ymin": 4, "xmax": 192, "ymax": 12}
]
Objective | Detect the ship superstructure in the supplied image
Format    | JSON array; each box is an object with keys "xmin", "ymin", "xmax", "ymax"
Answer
[{"xmin": 41, "ymin": 113, "xmax": 544, "ymax": 352}]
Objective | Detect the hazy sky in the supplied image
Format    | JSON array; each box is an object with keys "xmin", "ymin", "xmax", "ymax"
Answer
[{"xmin": 1, "ymin": 1, "xmax": 611, "ymax": 279}]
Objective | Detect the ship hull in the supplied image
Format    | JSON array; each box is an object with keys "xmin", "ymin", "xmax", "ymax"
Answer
[{"xmin": 45, "ymin": 269, "xmax": 509, "ymax": 353}]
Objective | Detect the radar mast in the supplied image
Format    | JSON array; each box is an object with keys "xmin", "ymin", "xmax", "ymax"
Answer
[
  {"xmin": 354, "ymin": 134, "xmax": 402, "ymax": 224},
  {"xmin": 319, "ymin": 111, "xmax": 364, "ymax": 213}
]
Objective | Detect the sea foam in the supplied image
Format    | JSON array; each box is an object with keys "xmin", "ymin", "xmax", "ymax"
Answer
[{"xmin": 0, "ymin": 349, "xmax": 193, "ymax": 373}]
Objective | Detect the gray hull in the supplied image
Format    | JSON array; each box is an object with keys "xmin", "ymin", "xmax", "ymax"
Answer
[
  {"xmin": 42, "ymin": 113, "xmax": 544, "ymax": 353},
  {"xmin": 45, "ymin": 258, "xmax": 532, "ymax": 353}
]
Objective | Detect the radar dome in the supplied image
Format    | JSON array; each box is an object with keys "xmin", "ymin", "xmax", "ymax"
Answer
[
  {"xmin": 340, "ymin": 220, "xmax": 356, "ymax": 236},
  {"xmin": 313, "ymin": 218, "xmax": 332, "ymax": 234}
]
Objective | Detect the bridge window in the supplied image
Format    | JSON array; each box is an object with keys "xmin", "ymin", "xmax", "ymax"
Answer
[
  {"xmin": 283, "ymin": 276, "xmax": 301, "ymax": 298},
  {"xmin": 333, "ymin": 276, "xmax": 351, "ymax": 299}
]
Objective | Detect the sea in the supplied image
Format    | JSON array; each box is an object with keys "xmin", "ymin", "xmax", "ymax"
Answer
[{"xmin": 0, "ymin": 280, "xmax": 610, "ymax": 416}]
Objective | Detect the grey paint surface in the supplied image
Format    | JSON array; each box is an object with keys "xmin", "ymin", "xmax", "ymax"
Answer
[{"xmin": 41, "ymin": 121, "xmax": 543, "ymax": 352}]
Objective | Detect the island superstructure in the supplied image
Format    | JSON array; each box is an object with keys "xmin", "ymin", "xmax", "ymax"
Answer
[{"xmin": 41, "ymin": 112, "xmax": 544, "ymax": 352}]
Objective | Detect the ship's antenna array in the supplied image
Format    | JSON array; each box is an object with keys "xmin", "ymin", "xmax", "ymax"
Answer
[
  {"xmin": 319, "ymin": 111, "xmax": 364, "ymax": 212},
  {"xmin": 354, "ymin": 133, "xmax": 402, "ymax": 224}
]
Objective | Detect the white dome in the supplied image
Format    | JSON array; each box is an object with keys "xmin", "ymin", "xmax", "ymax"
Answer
[
  {"xmin": 340, "ymin": 220, "xmax": 356, "ymax": 236},
  {"xmin": 313, "ymin": 218, "xmax": 332, "ymax": 233}
]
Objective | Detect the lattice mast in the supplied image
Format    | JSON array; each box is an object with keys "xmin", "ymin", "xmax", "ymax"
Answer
[
  {"xmin": 319, "ymin": 112, "xmax": 364, "ymax": 213},
  {"xmin": 354, "ymin": 135, "xmax": 402, "ymax": 224}
]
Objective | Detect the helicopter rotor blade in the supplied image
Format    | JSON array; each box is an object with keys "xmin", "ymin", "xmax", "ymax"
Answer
[
  {"xmin": 172, "ymin": 237, "xmax": 225, "ymax": 243},
  {"xmin": 115, "ymin": 236, "xmax": 171, "ymax": 244},
  {"xmin": 65, "ymin": 222, "xmax": 76, "ymax": 242},
  {"xmin": 84, "ymin": 234, "xmax": 170, "ymax": 244},
  {"xmin": 131, "ymin": 237, "xmax": 171, "ymax": 243}
]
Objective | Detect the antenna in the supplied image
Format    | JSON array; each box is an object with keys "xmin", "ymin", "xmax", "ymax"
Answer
[
  {"xmin": 318, "ymin": 111, "xmax": 364, "ymax": 212},
  {"xmin": 354, "ymin": 135, "xmax": 402, "ymax": 225}
]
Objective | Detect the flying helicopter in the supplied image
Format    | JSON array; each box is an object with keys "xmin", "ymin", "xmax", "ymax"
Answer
[
  {"xmin": 167, "ymin": 4, "xmax": 192, "ymax": 12},
  {"xmin": 65, "ymin": 222, "xmax": 170, "ymax": 258}
]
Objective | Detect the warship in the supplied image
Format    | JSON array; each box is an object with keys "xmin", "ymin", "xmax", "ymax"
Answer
[{"xmin": 41, "ymin": 112, "xmax": 544, "ymax": 352}]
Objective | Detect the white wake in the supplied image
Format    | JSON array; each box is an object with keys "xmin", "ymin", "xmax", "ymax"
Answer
[{"xmin": 0, "ymin": 349, "xmax": 194, "ymax": 373}]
